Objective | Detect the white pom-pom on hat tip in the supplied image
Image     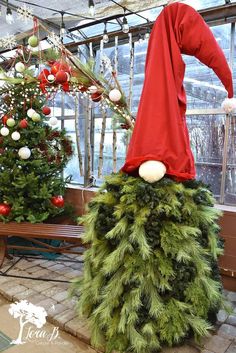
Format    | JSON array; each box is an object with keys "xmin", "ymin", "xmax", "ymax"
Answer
[
  {"xmin": 221, "ymin": 98, "xmax": 236, "ymax": 113},
  {"xmin": 139, "ymin": 160, "xmax": 167, "ymax": 183}
]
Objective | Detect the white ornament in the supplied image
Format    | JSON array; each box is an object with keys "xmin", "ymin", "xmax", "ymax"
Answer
[
  {"xmin": 88, "ymin": 85, "xmax": 98, "ymax": 94},
  {"xmin": 0, "ymin": 34, "xmax": 17, "ymax": 50},
  {"xmin": 109, "ymin": 89, "xmax": 122, "ymax": 102},
  {"xmin": 139, "ymin": 161, "xmax": 166, "ymax": 183},
  {"xmin": 17, "ymin": 4, "xmax": 33, "ymax": 23},
  {"xmin": 27, "ymin": 108, "xmax": 35, "ymax": 118},
  {"xmin": 0, "ymin": 127, "xmax": 9, "ymax": 136},
  {"xmin": 49, "ymin": 117, "xmax": 58, "ymax": 126},
  {"xmin": 15, "ymin": 62, "xmax": 26, "ymax": 73},
  {"xmin": 47, "ymin": 74, "xmax": 55, "ymax": 82},
  {"xmin": 221, "ymin": 98, "xmax": 236, "ymax": 113},
  {"xmin": 18, "ymin": 147, "xmax": 31, "ymax": 159},
  {"xmin": 11, "ymin": 131, "xmax": 21, "ymax": 141}
]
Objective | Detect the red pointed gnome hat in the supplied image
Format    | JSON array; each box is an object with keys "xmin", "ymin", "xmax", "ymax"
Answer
[{"xmin": 121, "ymin": 2, "xmax": 234, "ymax": 181}]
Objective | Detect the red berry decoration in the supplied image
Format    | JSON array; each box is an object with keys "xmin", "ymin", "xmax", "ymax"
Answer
[
  {"xmin": 19, "ymin": 119, "xmax": 28, "ymax": 129},
  {"xmin": 0, "ymin": 203, "xmax": 11, "ymax": 216},
  {"xmin": 51, "ymin": 196, "xmax": 65, "ymax": 208},
  {"xmin": 2, "ymin": 115, "xmax": 9, "ymax": 125},
  {"xmin": 42, "ymin": 106, "xmax": 51, "ymax": 115},
  {"xmin": 91, "ymin": 92, "xmax": 102, "ymax": 102},
  {"xmin": 55, "ymin": 71, "xmax": 68, "ymax": 84}
]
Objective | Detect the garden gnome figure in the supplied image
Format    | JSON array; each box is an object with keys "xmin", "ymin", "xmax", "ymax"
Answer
[{"xmin": 122, "ymin": 2, "xmax": 235, "ymax": 182}]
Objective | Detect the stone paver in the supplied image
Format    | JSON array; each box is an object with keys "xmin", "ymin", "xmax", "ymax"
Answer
[
  {"xmin": 52, "ymin": 309, "xmax": 77, "ymax": 328},
  {"xmin": 26, "ymin": 293, "xmax": 48, "ymax": 305},
  {"xmin": 226, "ymin": 315, "xmax": 236, "ymax": 327},
  {"xmin": 52, "ymin": 290, "xmax": 69, "ymax": 302},
  {"xmin": 217, "ymin": 310, "xmax": 229, "ymax": 324},
  {"xmin": 31, "ymin": 280, "xmax": 57, "ymax": 292},
  {"xmin": 227, "ymin": 293, "xmax": 236, "ymax": 303},
  {"xmin": 204, "ymin": 335, "xmax": 231, "ymax": 353},
  {"xmin": 161, "ymin": 345, "xmax": 198, "ymax": 352},
  {"xmin": 41, "ymin": 285, "xmax": 64, "ymax": 297},
  {"xmin": 12, "ymin": 288, "xmax": 37, "ymax": 301},
  {"xmin": 226, "ymin": 343, "xmax": 236, "ymax": 353},
  {"xmin": 218, "ymin": 324, "xmax": 236, "ymax": 340},
  {"xmin": 47, "ymin": 303, "xmax": 68, "ymax": 317},
  {"xmin": 1, "ymin": 255, "xmax": 236, "ymax": 352}
]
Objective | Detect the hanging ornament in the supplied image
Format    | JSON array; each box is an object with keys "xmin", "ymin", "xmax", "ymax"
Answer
[
  {"xmin": 19, "ymin": 119, "xmax": 28, "ymax": 128},
  {"xmin": 11, "ymin": 131, "xmax": 21, "ymax": 141},
  {"xmin": 55, "ymin": 71, "xmax": 68, "ymax": 84},
  {"xmin": 15, "ymin": 62, "xmax": 26, "ymax": 73},
  {"xmin": 18, "ymin": 147, "xmax": 31, "ymax": 159},
  {"xmin": 6, "ymin": 118, "xmax": 16, "ymax": 127},
  {"xmin": 79, "ymin": 85, "xmax": 88, "ymax": 93},
  {"xmin": 51, "ymin": 196, "xmax": 64, "ymax": 208},
  {"xmin": 47, "ymin": 74, "xmax": 55, "ymax": 82},
  {"xmin": 27, "ymin": 108, "xmax": 35, "ymax": 118},
  {"xmin": 38, "ymin": 69, "xmax": 50, "ymax": 83},
  {"xmin": 28, "ymin": 35, "xmax": 39, "ymax": 48},
  {"xmin": 31, "ymin": 112, "xmax": 41, "ymax": 122},
  {"xmin": 0, "ymin": 127, "xmax": 9, "ymax": 136},
  {"xmin": 42, "ymin": 106, "xmax": 51, "ymax": 115},
  {"xmin": 51, "ymin": 61, "xmax": 71, "ymax": 75},
  {"xmin": 2, "ymin": 115, "xmax": 9, "ymax": 125},
  {"xmin": 0, "ymin": 203, "xmax": 11, "ymax": 216},
  {"xmin": 89, "ymin": 85, "xmax": 98, "ymax": 94},
  {"xmin": 17, "ymin": 4, "xmax": 33, "ymax": 23},
  {"xmin": 91, "ymin": 92, "xmax": 102, "ymax": 102},
  {"xmin": 109, "ymin": 88, "xmax": 122, "ymax": 102},
  {"xmin": 49, "ymin": 117, "xmax": 58, "ymax": 126}
]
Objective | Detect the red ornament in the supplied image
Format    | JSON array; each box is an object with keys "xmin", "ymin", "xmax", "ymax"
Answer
[
  {"xmin": 51, "ymin": 62, "xmax": 71, "ymax": 76},
  {"xmin": 19, "ymin": 119, "xmax": 28, "ymax": 129},
  {"xmin": 0, "ymin": 148, "xmax": 4, "ymax": 154},
  {"xmin": 38, "ymin": 69, "xmax": 50, "ymax": 83},
  {"xmin": 91, "ymin": 92, "xmax": 102, "ymax": 102},
  {"xmin": 79, "ymin": 86, "xmax": 88, "ymax": 93},
  {"xmin": 55, "ymin": 71, "xmax": 68, "ymax": 84},
  {"xmin": 42, "ymin": 106, "xmax": 51, "ymax": 115},
  {"xmin": 51, "ymin": 196, "xmax": 65, "ymax": 208},
  {"xmin": 2, "ymin": 115, "xmax": 9, "ymax": 125},
  {"xmin": 0, "ymin": 203, "xmax": 11, "ymax": 216}
]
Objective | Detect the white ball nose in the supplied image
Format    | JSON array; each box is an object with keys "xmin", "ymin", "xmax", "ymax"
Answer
[{"xmin": 139, "ymin": 160, "xmax": 166, "ymax": 183}]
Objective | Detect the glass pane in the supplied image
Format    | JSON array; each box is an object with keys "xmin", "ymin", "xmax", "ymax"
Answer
[
  {"xmin": 187, "ymin": 114, "xmax": 225, "ymax": 200},
  {"xmin": 184, "ymin": 24, "xmax": 231, "ymax": 110},
  {"xmin": 225, "ymin": 115, "xmax": 236, "ymax": 205},
  {"xmin": 64, "ymin": 94, "xmax": 76, "ymax": 116},
  {"xmin": 186, "ymin": 0, "xmax": 224, "ymax": 9},
  {"xmin": 64, "ymin": 132, "xmax": 84, "ymax": 184}
]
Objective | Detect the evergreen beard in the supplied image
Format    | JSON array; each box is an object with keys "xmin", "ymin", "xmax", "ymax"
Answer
[{"xmin": 72, "ymin": 173, "xmax": 224, "ymax": 353}]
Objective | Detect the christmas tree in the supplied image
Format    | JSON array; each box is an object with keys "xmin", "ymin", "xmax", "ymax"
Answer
[
  {"xmin": 72, "ymin": 174, "xmax": 224, "ymax": 352},
  {"xmin": 0, "ymin": 64, "xmax": 73, "ymax": 223}
]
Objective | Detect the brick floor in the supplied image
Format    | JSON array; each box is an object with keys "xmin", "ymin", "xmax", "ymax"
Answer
[{"xmin": 0, "ymin": 254, "xmax": 236, "ymax": 353}]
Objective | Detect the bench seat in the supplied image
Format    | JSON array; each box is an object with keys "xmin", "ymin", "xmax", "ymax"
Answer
[{"xmin": 0, "ymin": 222, "xmax": 85, "ymax": 268}]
